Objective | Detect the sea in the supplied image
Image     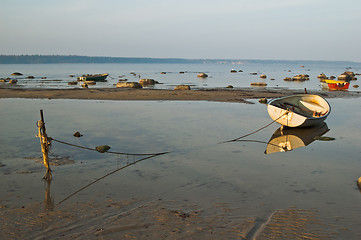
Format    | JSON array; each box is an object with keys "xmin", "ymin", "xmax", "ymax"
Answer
[{"xmin": 0, "ymin": 60, "xmax": 360, "ymax": 90}]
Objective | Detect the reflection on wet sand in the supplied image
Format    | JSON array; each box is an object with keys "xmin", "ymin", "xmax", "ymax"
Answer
[
  {"xmin": 44, "ymin": 180, "xmax": 54, "ymax": 211},
  {"xmin": 265, "ymin": 123, "xmax": 330, "ymax": 154}
]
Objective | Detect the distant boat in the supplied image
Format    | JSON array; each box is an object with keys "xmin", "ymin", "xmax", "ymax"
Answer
[
  {"xmin": 267, "ymin": 94, "xmax": 330, "ymax": 127},
  {"xmin": 265, "ymin": 122, "xmax": 329, "ymax": 154},
  {"xmin": 321, "ymin": 79, "xmax": 349, "ymax": 91},
  {"xmin": 77, "ymin": 73, "xmax": 108, "ymax": 81}
]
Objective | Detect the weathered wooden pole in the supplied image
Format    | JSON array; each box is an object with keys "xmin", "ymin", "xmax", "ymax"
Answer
[{"xmin": 37, "ymin": 109, "xmax": 52, "ymax": 181}]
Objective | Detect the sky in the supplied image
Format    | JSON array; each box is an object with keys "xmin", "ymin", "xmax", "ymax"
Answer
[{"xmin": 1, "ymin": 0, "xmax": 361, "ymax": 62}]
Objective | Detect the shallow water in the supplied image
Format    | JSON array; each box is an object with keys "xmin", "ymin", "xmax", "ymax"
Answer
[
  {"xmin": 1, "ymin": 61, "xmax": 360, "ymax": 91},
  {"xmin": 1, "ymin": 98, "xmax": 361, "ymax": 238}
]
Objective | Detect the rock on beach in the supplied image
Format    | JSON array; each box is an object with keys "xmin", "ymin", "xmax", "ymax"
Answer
[
  {"xmin": 174, "ymin": 85, "xmax": 191, "ymax": 90},
  {"xmin": 139, "ymin": 79, "xmax": 156, "ymax": 86},
  {"xmin": 251, "ymin": 82, "xmax": 267, "ymax": 86},
  {"xmin": 197, "ymin": 73, "xmax": 208, "ymax": 78},
  {"xmin": 117, "ymin": 82, "xmax": 143, "ymax": 88},
  {"xmin": 338, "ymin": 71, "xmax": 356, "ymax": 81},
  {"xmin": 260, "ymin": 74, "xmax": 267, "ymax": 79},
  {"xmin": 68, "ymin": 81, "xmax": 78, "ymax": 85},
  {"xmin": 9, "ymin": 79, "xmax": 18, "ymax": 84},
  {"xmin": 84, "ymin": 81, "xmax": 96, "ymax": 85},
  {"xmin": 317, "ymin": 73, "xmax": 327, "ymax": 79},
  {"xmin": 11, "ymin": 72, "xmax": 23, "ymax": 76}
]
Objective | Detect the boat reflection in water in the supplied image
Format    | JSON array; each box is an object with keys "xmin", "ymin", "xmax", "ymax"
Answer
[
  {"xmin": 357, "ymin": 177, "xmax": 361, "ymax": 193},
  {"xmin": 265, "ymin": 123, "xmax": 330, "ymax": 154}
]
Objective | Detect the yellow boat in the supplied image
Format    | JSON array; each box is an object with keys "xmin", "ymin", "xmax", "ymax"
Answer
[{"xmin": 321, "ymin": 79, "xmax": 349, "ymax": 90}]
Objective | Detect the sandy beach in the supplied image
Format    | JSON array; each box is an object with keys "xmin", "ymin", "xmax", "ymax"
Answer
[{"xmin": 1, "ymin": 87, "xmax": 360, "ymax": 102}]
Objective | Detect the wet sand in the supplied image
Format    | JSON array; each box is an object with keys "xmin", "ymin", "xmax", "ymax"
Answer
[
  {"xmin": 1, "ymin": 88, "xmax": 360, "ymax": 239},
  {"xmin": 1, "ymin": 87, "xmax": 360, "ymax": 102},
  {"xmin": 0, "ymin": 198, "xmax": 339, "ymax": 239}
]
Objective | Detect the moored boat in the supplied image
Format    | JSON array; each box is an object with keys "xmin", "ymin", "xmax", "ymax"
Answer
[
  {"xmin": 77, "ymin": 73, "xmax": 108, "ymax": 81},
  {"xmin": 321, "ymin": 79, "xmax": 349, "ymax": 90},
  {"xmin": 267, "ymin": 94, "xmax": 330, "ymax": 127}
]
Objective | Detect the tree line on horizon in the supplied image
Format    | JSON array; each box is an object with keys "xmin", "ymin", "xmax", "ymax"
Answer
[{"xmin": 0, "ymin": 55, "xmax": 203, "ymax": 64}]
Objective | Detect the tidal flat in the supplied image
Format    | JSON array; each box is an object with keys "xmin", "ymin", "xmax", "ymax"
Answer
[{"xmin": 1, "ymin": 98, "xmax": 361, "ymax": 239}]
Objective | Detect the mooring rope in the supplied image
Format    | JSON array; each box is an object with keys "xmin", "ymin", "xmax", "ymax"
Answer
[
  {"xmin": 57, "ymin": 152, "xmax": 169, "ymax": 205},
  {"xmin": 50, "ymin": 137, "xmax": 169, "ymax": 156},
  {"xmin": 220, "ymin": 111, "xmax": 289, "ymax": 144}
]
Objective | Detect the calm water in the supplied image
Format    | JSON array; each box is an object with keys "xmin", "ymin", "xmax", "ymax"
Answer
[
  {"xmin": 0, "ymin": 61, "xmax": 360, "ymax": 90},
  {"xmin": 1, "ymin": 98, "xmax": 361, "ymax": 238}
]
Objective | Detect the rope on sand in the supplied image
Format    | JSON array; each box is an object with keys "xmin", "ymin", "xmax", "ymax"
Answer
[
  {"xmin": 50, "ymin": 137, "xmax": 169, "ymax": 156},
  {"xmin": 57, "ymin": 152, "xmax": 169, "ymax": 205}
]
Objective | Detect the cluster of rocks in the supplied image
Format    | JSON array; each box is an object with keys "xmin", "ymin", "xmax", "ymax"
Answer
[
  {"xmin": 0, "ymin": 78, "xmax": 18, "ymax": 84},
  {"xmin": 317, "ymin": 71, "xmax": 358, "ymax": 81},
  {"xmin": 317, "ymin": 73, "xmax": 337, "ymax": 80},
  {"xmin": 230, "ymin": 69, "xmax": 243, "ymax": 73},
  {"xmin": 115, "ymin": 71, "xmax": 209, "ymax": 90},
  {"xmin": 338, "ymin": 71, "xmax": 357, "ymax": 81},
  {"xmin": 116, "ymin": 78, "xmax": 160, "ymax": 89},
  {"xmin": 1, "ymin": 72, "xmax": 22, "ymax": 84},
  {"xmin": 1, "ymin": 72, "xmax": 49, "ymax": 85},
  {"xmin": 284, "ymin": 74, "xmax": 310, "ymax": 82}
]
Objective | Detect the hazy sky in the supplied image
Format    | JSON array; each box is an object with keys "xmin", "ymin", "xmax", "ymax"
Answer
[{"xmin": 1, "ymin": 0, "xmax": 360, "ymax": 61}]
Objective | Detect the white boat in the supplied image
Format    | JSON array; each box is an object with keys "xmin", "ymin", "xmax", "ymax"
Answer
[
  {"xmin": 267, "ymin": 94, "xmax": 330, "ymax": 127},
  {"xmin": 265, "ymin": 123, "xmax": 329, "ymax": 154}
]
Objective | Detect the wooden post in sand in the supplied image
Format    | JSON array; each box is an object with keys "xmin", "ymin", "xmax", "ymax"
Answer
[{"xmin": 37, "ymin": 109, "xmax": 52, "ymax": 181}]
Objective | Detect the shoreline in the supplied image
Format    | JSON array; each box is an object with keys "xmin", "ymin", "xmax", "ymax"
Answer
[{"xmin": 1, "ymin": 87, "xmax": 360, "ymax": 103}]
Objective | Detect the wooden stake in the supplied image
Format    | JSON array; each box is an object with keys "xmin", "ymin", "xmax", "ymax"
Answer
[{"xmin": 37, "ymin": 109, "xmax": 52, "ymax": 181}]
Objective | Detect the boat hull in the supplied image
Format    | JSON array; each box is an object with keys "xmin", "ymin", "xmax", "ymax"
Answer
[
  {"xmin": 267, "ymin": 94, "xmax": 330, "ymax": 127},
  {"xmin": 77, "ymin": 73, "xmax": 108, "ymax": 81},
  {"xmin": 321, "ymin": 80, "xmax": 349, "ymax": 90}
]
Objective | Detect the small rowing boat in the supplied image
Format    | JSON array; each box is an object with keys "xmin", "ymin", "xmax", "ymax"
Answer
[
  {"xmin": 77, "ymin": 73, "xmax": 108, "ymax": 81},
  {"xmin": 267, "ymin": 94, "xmax": 331, "ymax": 127},
  {"xmin": 321, "ymin": 79, "xmax": 349, "ymax": 91}
]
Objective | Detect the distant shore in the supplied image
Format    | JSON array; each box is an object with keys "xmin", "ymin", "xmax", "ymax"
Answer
[
  {"xmin": 1, "ymin": 54, "xmax": 359, "ymax": 64},
  {"xmin": 1, "ymin": 87, "xmax": 360, "ymax": 103}
]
